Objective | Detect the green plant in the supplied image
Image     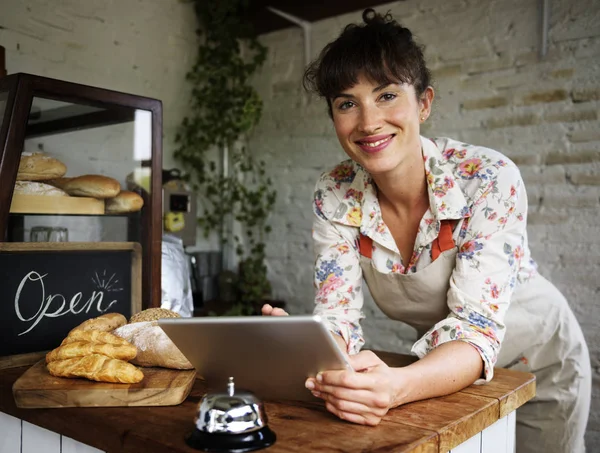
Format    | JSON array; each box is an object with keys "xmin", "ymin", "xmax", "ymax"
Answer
[{"xmin": 174, "ymin": 0, "xmax": 276, "ymax": 313}]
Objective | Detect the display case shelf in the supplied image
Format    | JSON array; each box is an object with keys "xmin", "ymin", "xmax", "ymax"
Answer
[
  {"xmin": 0, "ymin": 73, "xmax": 163, "ymax": 309},
  {"xmin": 9, "ymin": 194, "xmax": 105, "ymax": 215}
]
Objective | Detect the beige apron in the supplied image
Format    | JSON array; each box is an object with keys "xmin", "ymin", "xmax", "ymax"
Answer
[{"xmin": 359, "ymin": 221, "xmax": 591, "ymax": 453}]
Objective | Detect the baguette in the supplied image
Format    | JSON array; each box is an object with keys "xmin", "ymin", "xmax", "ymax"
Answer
[
  {"xmin": 61, "ymin": 329, "xmax": 131, "ymax": 347},
  {"xmin": 49, "ymin": 175, "xmax": 121, "ymax": 198},
  {"xmin": 47, "ymin": 354, "xmax": 144, "ymax": 384},
  {"xmin": 105, "ymin": 190, "xmax": 144, "ymax": 214},
  {"xmin": 69, "ymin": 313, "xmax": 127, "ymax": 335},
  {"xmin": 46, "ymin": 341, "xmax": 137, "ymax": 363}
]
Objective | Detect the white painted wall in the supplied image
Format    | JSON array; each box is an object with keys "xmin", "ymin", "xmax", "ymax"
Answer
[{"xmin": 250, "ymin": 0, "xmax": 600, "ymax": 448}]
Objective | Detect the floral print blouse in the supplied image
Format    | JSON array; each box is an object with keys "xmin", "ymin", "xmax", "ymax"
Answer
[{"xmin": 312, "ymin": 136, "xmax": 537, "ymax": 381}]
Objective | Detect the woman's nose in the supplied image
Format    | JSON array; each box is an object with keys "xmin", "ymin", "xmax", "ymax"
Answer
[{"xmin": 357, "ymin": 105, "xmax": 383, "ymax": 134}]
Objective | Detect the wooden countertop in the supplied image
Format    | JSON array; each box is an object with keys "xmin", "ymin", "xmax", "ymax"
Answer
[{"xmin": 0, "ymin": 351, "xmax": 535, "ymax": 453}]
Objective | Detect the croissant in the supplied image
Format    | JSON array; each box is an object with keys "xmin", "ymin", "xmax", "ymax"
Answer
[
  {"xmin": 68, "ymin": 313, "xmax": 127, "ymax": 335},
  {"xmin": 46, "ymin": 341, "xmax": 137, "ymax": 363},
  {"xmin": 47, "ymin": 354, "xmax": 144, "ymax": 384},
  {"xmin": 61, "ymin": 329, "xmax": 131, "ymax": 347}
]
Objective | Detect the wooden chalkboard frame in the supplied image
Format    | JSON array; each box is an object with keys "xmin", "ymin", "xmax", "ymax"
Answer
[{"xmin": 0, "ymin": 242, "xmax": 142, "ymax": 370}]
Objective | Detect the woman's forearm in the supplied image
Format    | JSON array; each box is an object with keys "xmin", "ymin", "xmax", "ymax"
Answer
[{"xmin": 393, "ymin": 341, "xmax": 484, "ymax": 406}]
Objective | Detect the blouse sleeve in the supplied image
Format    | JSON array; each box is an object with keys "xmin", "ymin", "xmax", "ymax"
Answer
[
  {"xmin": 412, "ymin": 165, "xmax": 528, "ymax": 382},
  {"xmin": 312, "ymin": 187, "xmax": 366, "ymax": 355}
]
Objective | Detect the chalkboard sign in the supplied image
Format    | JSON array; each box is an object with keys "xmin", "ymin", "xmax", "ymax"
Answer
[{"xmin": 0, "ymin": 242, "xmax": 141, "ymax": 368}]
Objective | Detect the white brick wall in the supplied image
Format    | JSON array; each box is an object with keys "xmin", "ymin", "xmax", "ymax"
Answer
[
  {"xmin": 1, "ymin": 0, "xmax": 598, "ymax": 448},
  {"xmin": 250, "ymin": 0, "xmax": 600, "ymax": 447},
  {"xmin": 0, "ymin": 0, "xmax": 197, "ymax": 171}
]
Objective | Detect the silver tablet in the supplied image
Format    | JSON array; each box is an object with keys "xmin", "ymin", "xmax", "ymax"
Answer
[{"xmin": 158, "ymin": 315, "xmax": 352, "ymax": 402}]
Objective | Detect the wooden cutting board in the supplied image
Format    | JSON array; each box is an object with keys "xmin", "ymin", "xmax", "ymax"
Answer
[{"xmin": 12, "ymin": 360, "xmax": 197, "ymax": 408}]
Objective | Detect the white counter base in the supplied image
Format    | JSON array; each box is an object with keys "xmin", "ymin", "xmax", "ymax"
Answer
[{"xmin": 1, "ymin": 409, "xmax": 516, "ymax": 453}]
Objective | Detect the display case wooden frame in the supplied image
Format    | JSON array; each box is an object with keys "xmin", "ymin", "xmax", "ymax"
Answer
[{"xmin": 0, "ymin": 73, "xmax": 162, "ymax": 309}]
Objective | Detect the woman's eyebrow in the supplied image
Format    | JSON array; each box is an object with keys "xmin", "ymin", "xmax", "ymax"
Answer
[
  {"xmin": 372, "ymin": 83, "xmax": 393, "ymax": 92},
  {"xmin": 333, "ymin": 83, "xmax": 396, "ymax": 101},
  {"xmin": 332, "ymin": 93, "xmax": 354, "ymax": 101}
]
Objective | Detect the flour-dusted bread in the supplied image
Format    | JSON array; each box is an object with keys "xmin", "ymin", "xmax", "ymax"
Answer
[
  {"xmin": 105, "ymin": 190, "xmax": 144, "ymax": 214},
  {"xmin": 47, "ymin": 354, "xmax": 144, "ymax": 384},
  {"xmin": 69, "ymin": 313, "xmax": 128, "ymax": 335},
  {"xmin": 112, "ymin": 321, "xmax": 193, "ymax": 370},
  {"xmin": 14, "ymin": 181, "xmax": 69, "ymax": 197},
  {"xmin": 17, "ymin": 152, "xmax": 67, "ymax": 181},
  {"xmin": 49, "ymin": 175, "xmax": 121, "ymax": 198}
]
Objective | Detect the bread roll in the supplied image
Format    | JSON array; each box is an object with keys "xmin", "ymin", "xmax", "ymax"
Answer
[
  {"xmin": 61, "ymin": 329, "xmax": 131, "ymax": 347},
  {"xmin": 105, "ymin": 191, "xmax": 144, "ymax": 214},
  {"xmin": 49, "ymin": 175, "xmax": 121, "ymax": 198},
  {"xmin": 69, "ymin": 313, "xmax": 127, "ymax": 335},
  {"xmin": 14, "ymin": 181, "xmax": 68, "ymax": 197},
  {"xmin": 17, "ymin": 152, "xmax": 67, "ymax": 181},
  {"xmin": 47, "ymin": 354, "xmax": 144, "ymax": 384},
  {"xmin": 113, "ymin": 321, "xmax": 193, "ymax": 370},
  {"xmin": 46, "ymin": 341, "xmax": 137, "ymax": 363},
  {"xmin": 129, "ymin": 308, "xmax": 181, "ymax": 324}
]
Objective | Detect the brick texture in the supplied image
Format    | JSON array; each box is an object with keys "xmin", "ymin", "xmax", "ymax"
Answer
[{"xmin": 3, "ymin": 0, "xmax": 597, "ymax": 447}]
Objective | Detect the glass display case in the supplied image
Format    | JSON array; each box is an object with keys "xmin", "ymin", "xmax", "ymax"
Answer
[{"xmin": 0, "ymin": 73, "xmax": 162, "ymax": 308}]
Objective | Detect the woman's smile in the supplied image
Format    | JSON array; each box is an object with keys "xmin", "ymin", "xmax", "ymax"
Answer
[{"xmin": 355, "ymin": 134, "xmax": 396, "ymax": 154}]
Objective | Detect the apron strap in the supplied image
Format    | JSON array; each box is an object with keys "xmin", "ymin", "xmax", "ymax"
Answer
[
  {"xmin": 431, "ymin": 220, "xmax": 456, "ymax": 261},
  {"xmin": 359, "ymin": 220, "xmax": 456, "ymax": 261},
  {"xmin": 359, "ymin": 233, "xmax": 373, "ymax": 259}
]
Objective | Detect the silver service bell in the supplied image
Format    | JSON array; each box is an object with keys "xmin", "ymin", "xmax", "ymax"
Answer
[{"xmin": 186, "ymin": 377, "xmax": 276, "ymax": 452}]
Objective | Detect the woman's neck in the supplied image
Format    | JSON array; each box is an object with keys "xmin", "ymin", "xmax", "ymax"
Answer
[{"xmin": 372, "ymin": 152, "xmax": 429, "ymax": 216}]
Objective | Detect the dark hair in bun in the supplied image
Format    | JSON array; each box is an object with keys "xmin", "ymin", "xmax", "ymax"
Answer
[{"xmin": 303, "ymin": 8, "xmax": 432, "ymax": 117}]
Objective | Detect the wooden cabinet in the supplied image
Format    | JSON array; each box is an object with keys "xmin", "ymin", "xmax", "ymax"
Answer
[{"xmin": 0, "ymin": 73, "xmax": 163, "ymax": 309}]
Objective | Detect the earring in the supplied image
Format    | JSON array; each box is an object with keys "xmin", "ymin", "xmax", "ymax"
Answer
[{"xmin": 421, "ymin": 116, "xmax": 425, "ymax": 121}]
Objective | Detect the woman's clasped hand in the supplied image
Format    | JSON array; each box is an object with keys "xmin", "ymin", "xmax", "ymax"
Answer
[{"xmin": 304, "ymin": 350, "xmax": 404, "ymax": 426}]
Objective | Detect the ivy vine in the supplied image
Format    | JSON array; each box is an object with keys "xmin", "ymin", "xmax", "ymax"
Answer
[{"xmin": 174, "ymin": 0, "xmax": 276, "ymax": 311}]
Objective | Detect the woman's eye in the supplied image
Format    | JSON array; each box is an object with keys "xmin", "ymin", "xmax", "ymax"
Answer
[
  {"xmin": 380, "ymin": 93, "xmax": 397, "ymax": 102},
  {"xmin": 337, "ymin": 101, "xmax": 354, "ymax": 110}
]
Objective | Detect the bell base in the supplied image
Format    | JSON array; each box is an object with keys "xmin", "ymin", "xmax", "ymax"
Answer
[{"xmin": 186, "ymin": 427, "xmax": 276, "ymax": 453}]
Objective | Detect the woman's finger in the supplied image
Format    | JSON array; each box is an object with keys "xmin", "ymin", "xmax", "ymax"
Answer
[
  {"xmin": 324, "ymin": 402, "xmax": 382, "ymax": 426},
  {"xmin": 315, "ymin": 391, "xmax": 387, "ymax": 417},
  {"xmin": 261, "ymin": 304, "xmax": 274, "ymax": 315},
  {"xmin": 317, "ymin": 369, "xmax": 376, "ymax": 391},
  {"xmin": 348, "ymin": 350, "xmax": 384, "ymax": 371},
  {"xmin": 312, "ymin": 381, "xmax": 390, "ymax": 408}
]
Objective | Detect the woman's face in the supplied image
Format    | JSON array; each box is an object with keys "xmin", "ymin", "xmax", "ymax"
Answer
[{"xmin": 331, "ymin": 75, "xmax": 433, "ymax": 177}]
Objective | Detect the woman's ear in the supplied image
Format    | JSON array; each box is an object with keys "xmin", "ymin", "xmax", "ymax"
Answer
[{"xmin": 419, "ymin": 86, "xmax": 435, "ymax": 122}]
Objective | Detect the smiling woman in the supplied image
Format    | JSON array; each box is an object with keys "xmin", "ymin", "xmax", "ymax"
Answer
[{"xmin": 263, "ymin": 8, "xmax": 592, "ymax": 453}]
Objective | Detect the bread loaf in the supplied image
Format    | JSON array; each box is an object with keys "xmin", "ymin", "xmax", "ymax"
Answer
[
  {"xmin": 113, "ymin": 321, "xmax": 193, "ymax": 370},
  {"xmin": 46, "ymin": 341, "xmax": 137, "ymax": 363},
  {"xmin": 69, "ymin": 313, "xmax": 127, "ymax": 335},
  {"xmin": 49, "ymin": 175, "xmax": 121, "ymax": 198},
  {"xmin": 129, "ymin": 308, "xmax": 181, "ymax": 324},
  {"xmin": 14, "ymin": 181, "xmax": 69, "ymax": 197},
  {"xmin": 105, "ymin": 190, "xmax": 144, "ymax": 214},
  {"xmin": 17, "ymin": 152, "xmax": 67, "ymax": 181},
  {"xmin": 47, "ymin": 354, "xmax": 144, "ymax": 384}
]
